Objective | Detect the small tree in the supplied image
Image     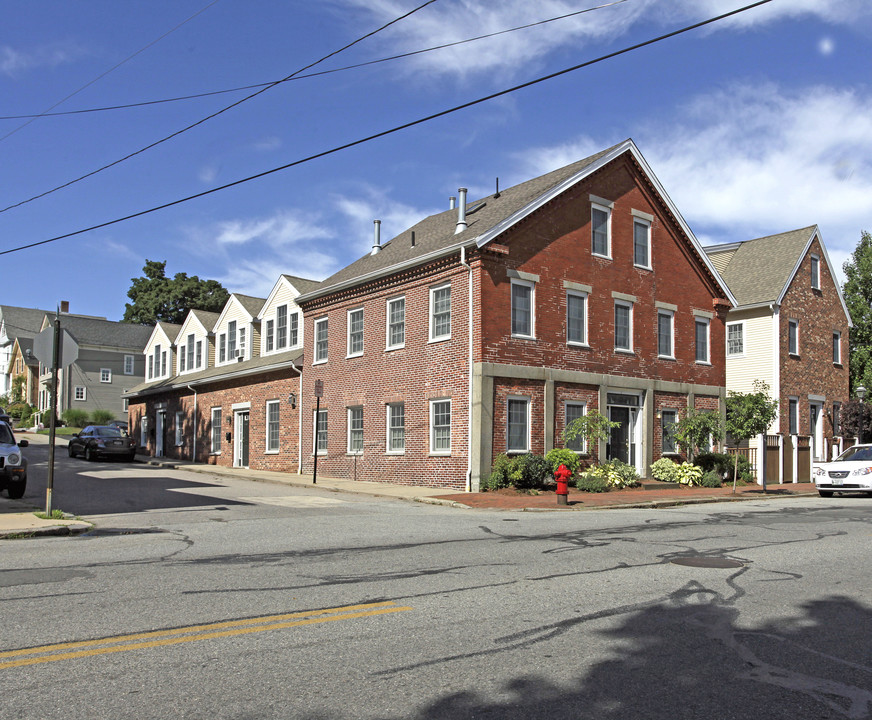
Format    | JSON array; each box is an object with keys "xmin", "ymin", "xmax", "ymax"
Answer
[
  {"xmin": 563, "ymin": 409, "xmax": 620, "ymax": 458},
  {"xmin": 671, "ymin": 408, "xmax": 724, "ymax": 464},
  {"xmin": 725, "ymin": 380, "xmax": 778, "ymax": 493},
  {"xmin": 840, "ymin": 399, "xmax": 872, "ymax": 443}
]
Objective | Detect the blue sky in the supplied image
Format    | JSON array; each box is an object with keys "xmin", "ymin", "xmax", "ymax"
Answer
[{"xmin": 2, "ymin": 0, "xmax": 871, "ymax": 320}]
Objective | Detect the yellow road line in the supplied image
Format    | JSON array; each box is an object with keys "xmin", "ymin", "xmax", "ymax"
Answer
[{"xmin": 0, "ymin": 601, "xmax": 412, "ymax": 670}]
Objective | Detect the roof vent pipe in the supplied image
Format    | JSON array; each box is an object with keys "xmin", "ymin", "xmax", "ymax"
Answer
[
  {"xmin": 449, "ymin": 196, "xmax": 456, "ymax": 210},
  {"xmin": 454, "ymin": 188, "xmax": 468, "ymax": 234},
  {"xmin": 411, "ymin": 230, "xmax": 416, "ymax": 248},
  {"xmin": 371, "ymin": 220, "xmax": 382, "ymax": 255}
]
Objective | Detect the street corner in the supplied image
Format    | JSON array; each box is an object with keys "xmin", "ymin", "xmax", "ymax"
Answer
[{"xmin": 0, "ymin": 512, "xmax": 93, "ymax": 539}]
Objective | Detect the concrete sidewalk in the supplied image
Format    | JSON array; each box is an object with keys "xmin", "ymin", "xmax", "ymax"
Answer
[{"xmin": 0, "ymin": 447, "xmax": 820, "ymax": 538}]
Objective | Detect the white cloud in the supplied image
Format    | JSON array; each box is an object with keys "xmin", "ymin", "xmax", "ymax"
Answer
[
  {"xmin": 252, "ymin": 136, "xmax": 282, "ymax": 152},
  {"xmin": 198, "ymin": 165, "xmax": 219, "ymax": 184},
  {"xmin": 514, "ymin": 83, "xmax": 872, "ymax": 287},
  {"xmin": 818, "ymin": 36, "xmax": 835, "ymax": 55},
  {"xmin": 208, "ymin": 210, "xmax": 333, "ymax": 248},
  {"xmin": 0, "ymin": 43, "xmax": 84, "ymax": 77},
  {"xmin": 216, "ymin": 254, "xmax": 337, "ymax": 298}
]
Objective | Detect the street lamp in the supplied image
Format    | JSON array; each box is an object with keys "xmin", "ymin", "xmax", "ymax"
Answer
[{"xmin": 857, "ymin": 386, "xmax": 867, "ymax": 402}]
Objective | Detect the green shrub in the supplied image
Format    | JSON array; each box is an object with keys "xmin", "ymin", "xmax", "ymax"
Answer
[
  {"xmin": 512, "ymin": 453, "xmax": 552, "ymax": 489},
  {"xmin": 90, "ymin": 409, "xmax": 115, "ymax": 425},
  {"xmin": 61, "ymin": 409, "xmax": 89, "ymax": 428},
  {"xmin": 484, "ymin": 453, "xmax": 513, "ymax": 491},
  {"xmin": 695, "ymin": 452, "xmax": 753, "ymax": 482},
  {"xmin": 576, "ymin": 471, "xmax": 610, "ymax": 493},
  {"xmin": 675, "ymin": 462, "xmax": 703, "ymax": 486},
  {"xmin": 7, "ymin": 402, "xmax": 31, "ymax": 419},
  {"xmin": 600, "ymin": 459, "xmax": 640, "ymax": 488},
  {"xmin": 651, "ymin": 457, "xmax": 680, "ymax": 483},
  {"xmin": 545, "ymin": 448, "xmax": 580, "ymax": 475},
  {"xmin": 700, "ymin": 470, "xmax": 723, "ymax": 488}
]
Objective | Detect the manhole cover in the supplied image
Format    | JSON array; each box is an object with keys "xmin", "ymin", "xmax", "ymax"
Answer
[{"xmin": 671, "ymin": 557, "xmax": 744, "ymax": 568}]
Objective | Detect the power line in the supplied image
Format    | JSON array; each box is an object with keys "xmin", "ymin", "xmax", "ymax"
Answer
[
  {"xmin": 0, "ymin": 0, "xmax": 439, "ymax": 216},
  {"xmin": 0, "ymin": 0, "xmax": 775, "ymax": 258},
  {"xmin": 0, "ymin": 0, "xmax": 630, "ymax": 121},
  {"xmin": 0, "ymin": 0, "xmax": 223, "ymax": 143}
]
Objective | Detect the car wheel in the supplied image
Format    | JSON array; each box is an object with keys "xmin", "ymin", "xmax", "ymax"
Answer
[
  {"xmin": 818, "ymin": 490, "xmax": 834, "ymax": 497},
  {"xmin": 85, "ymin": 446, "xmax": 94, "ymax": 461},
  {"xmin": 68, "ymin": 444, "xmax": 76, "ymax": 458},
  {"xmin": 7, "ymin": 481, "xmax": 25, "ymax": 499}
]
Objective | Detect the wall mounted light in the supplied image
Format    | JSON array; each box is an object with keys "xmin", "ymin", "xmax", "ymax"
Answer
[{"xmin": 287, "ymin": 393, "xmax": 296, "ymax": 409}]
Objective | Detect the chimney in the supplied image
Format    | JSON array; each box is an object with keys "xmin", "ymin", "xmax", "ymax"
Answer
[
  {"xmin": 60, "ymin": 301, "xmax": 69, "ymax": 314},
  {"xmin": 371, "ymin": 220, "xmax": 382, "ymax": 255},
  {"xmin": 454, "ymin": 188, "xmax": 468, "ymax": 234}
]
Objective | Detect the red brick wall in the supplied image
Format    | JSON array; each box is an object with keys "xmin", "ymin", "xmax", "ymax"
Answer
[{"xmin": 778, "ymin": 236, "xmax": 850, "ymax": 438}]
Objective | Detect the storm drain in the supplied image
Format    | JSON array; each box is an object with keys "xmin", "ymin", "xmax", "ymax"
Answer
[{"xmin": 671, "ymin": 556, "xmax": 744, "ymax": 569}]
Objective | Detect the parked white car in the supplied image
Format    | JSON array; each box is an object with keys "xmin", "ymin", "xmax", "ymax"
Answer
[{"xmin": 813, "ymin": 444, "xmax": 872, "ymax": 497}]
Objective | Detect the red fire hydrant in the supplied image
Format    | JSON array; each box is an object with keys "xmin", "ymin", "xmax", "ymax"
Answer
[{"xmin": 555, "ymin": 463, "xmax": 571, "ymax": 505}]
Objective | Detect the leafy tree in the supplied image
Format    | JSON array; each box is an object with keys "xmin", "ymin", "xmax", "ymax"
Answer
[
  {"xmin": 842, "ymin": 231, "xmax": 872, "ymax": 393},
  {"xmin": 123, "ymin": 260, "xmax": 230, "ymax": 325},
  {"xmin": 840, "ymin": 399, "xmax": 872, "ymax": 443},
  {"xmin": 725, "ymin": 380, "xmax": 778, "ymax": 493},
  {"xmin": 563, "ymin": 409, "xmax": 619, "ymax": 456},
  {"xmin": 671, "ymin": 408, "xmax": 724, "ymax": 463}
]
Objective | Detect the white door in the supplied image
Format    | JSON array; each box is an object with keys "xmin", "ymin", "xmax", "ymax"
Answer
[
  {"xmin": 155, "ymin": 411, "xmax": 165, "ymax": 456},
  {"xmin": 810, "ymin": 403, "xmax": 823, "ymax": 461}
]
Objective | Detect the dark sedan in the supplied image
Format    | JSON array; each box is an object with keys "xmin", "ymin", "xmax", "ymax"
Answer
[{"xmin": 68, "ymin": 425, "xmax": 137, "ymax": 462}]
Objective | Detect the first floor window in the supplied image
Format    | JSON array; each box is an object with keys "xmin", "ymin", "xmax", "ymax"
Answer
[
  {"xmin": 315, "ymin": 409, "xmax": 328, "ymax": 454},
  {"xmin": 74, "ymin": 386, "xmax": 86, "ymax": 401},
  {"xmin": 833, "ymin": 401, "xmax": 842, "ymax": 436},
  {"xmin": 430, "ymin": 399, "xmax": 451, "ymax": 454},
  {"xmin": 175, "ymin": 411, "xmax": 184, "ymax": 446},
  {"xmin": 266, "ymin": 401, "xmax": 280, "ymax": 452},
  {"xmin": 123, "ymin": 398, "xmax": 129, "ymax": 412},
  {"xmin": 789, "ymin": 397, "xmax": 799, "ymax": 435},
  {"xmin": 100, "ymin": 368, "xmax": 112, "ymax": 383},
  {"xmin": 695, "ymin": 319, "xmax": 710, "ymax": 363},
  {"xmin": 615, "ymin": 302, "xmax": 632, "ymax": 351},
  {"xmin": 567, "ymin": 292, "xmax": 587, "ymax": 345},
  {"xmin": 564, "ymin": 402, "xmax": 586, "ymax": 453},
  {"xmin": 507, "ymin": 397, "xmax": 530, "ymax": 453},
  {"xmin": 347, "ymin": 406, "xmax": 363, "ymax": 453},
  {"xmin": 661, "ymin": 410, "xmax": 678, "ymax": 453},
  {"xmin": 657, "ymin": 311, "xmax": 674, "ymax": 358},
  {"xmin": 387, "ymin": 403, "xmax": 405, "ymax": 453},
  {"xmin": 211, "ymin": 408, "xmax": 222, "ymax": 453},
  {"xmin": 727, "ymin": 323, "xmax": 744, "ymax": 356}
]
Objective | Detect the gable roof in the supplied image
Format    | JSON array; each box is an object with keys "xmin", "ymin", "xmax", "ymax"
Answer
[
  {"xmin": 145, "ymin": 322, "xmax": 182, "ymax": 349},
  {"xmin": 704, "ymin": 225, "xmax": 851, "ymax": 325},
  {"xmin": 282, "ymin": 275, "xmax": 321, "ymax": 296},
  {"xmin": 234, "ymin": 294, "xmax": 267, "ymax": 318},
  {"xmin": 0, "ymin": 305, "xmax": 54, "ymax": 341},
  {"xmin": 297, "ymin": 140, "xmax": 735, "ymax": 306},
  {"xmin": 40, "ymin": 314, "xmax": 154, "ymax": 350}
]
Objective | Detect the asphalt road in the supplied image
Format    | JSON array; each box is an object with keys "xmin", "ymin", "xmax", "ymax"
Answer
[{"xmin": 1, "ymin": 437, "xmax": 871, "ymax": 719}]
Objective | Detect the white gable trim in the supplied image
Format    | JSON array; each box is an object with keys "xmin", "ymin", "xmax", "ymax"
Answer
[
  {"xmin": 258, "ymin": 276, "xmax": 296, "ymax": 320},
  {"xmin": 212, "ymin": 294, "xmax": 256, "ymax": 332}
]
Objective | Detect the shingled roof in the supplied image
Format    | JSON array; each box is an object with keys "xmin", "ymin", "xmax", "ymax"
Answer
[
  {"xmin": 43, "ymin": 314, "xmax": 154, "ymax": 350},
  {"xmin": 282, "ymin": 275, "xmax": 321, "ymax": 296},
  {"xmin": 297, "ymin": 139, "xmax": 734, "ymax": 305},
  {"xmin": 0, "ymin": 305, "xmax": 53, "ymax": 341}
]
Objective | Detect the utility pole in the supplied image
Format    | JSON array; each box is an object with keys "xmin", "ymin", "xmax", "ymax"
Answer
[{"xmin": 46, "ymin": 314, "xmax": 60, "ymax": 515}]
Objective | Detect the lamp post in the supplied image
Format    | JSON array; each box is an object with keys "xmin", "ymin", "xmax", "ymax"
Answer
[{"xmin": 857, "ymin": 386, "xmax": 867, "ymax": 444}]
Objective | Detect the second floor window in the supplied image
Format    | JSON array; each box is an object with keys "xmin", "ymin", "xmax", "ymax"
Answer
[
  {"xmin": 567, "ymin": 292, "xmax": 587, "ymax": 345},
  {"xmin": 276, "ymin": 305, "xmax": 288, "ymax": 349},
  {"xmin": 430, "ymin": 285, "xmax": 451, "ymax": 341},
  {"xmin": 227, "ymin": 321, "xmax": 237, "ymax": 359},
  {"xmin": 695, "ymin": 319, "xmax": 709, "ymax": 363},
  {"xmin": 314, "ymin": 318, "xmax": 328, "ymax": 363},
  {"xmin": 591, "ymin": 204, "xmax": 610, "ymax": 257},
  {"xmin": 124, "ymin": 355, "xmax": 134, "ymax": 375},
  {"xmin": 347, "ymin": 309, "xmax": 364, "ymax": 357},
  {"xmin": 788, "ymin": 319, "xmax": 799, "ymax": 355},
  {"xmin": 615, "ymin": 302, "xmax": 632, "ymax": 351},
  {"xmin": 511, "ymin": 280, "xmax": 534, "ymax": 337},
  {"xmin": 265, "ymin": 319, "xmax": 274, "ymax": 352},
  {"xmin": 727, "ymin": 323, "xmax": 744, "ymax": 356},
  {"xmin": 387, "ymin": 297, "xmax": 405, "ymax": 349},
  {"xmin": 100, "ymin": 368, "xmax": 111, "ymax": 383},
  {"xmin": 219, "ymin": 334, "xmax": 226, "ymax": 363},
  {"xmin": 657, "ymin": 311, "xmax": 674, "ymax": 358}
]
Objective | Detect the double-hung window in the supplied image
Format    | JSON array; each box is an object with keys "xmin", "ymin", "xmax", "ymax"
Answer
[
  {"xmin": 566, "ymin": 290, "xmax": 587, "ymax": 346},
  {"xmin": 175, "ymin": 412, "xmax": 184, "ymax": 446},
  {"xmin": 633, "ymin": 216, "xmax": 651, "ymax": 268},
  {"xmin": 510, "ymin": 279, "xmax": 534, "ymax": 338},
  {"xmin": 100, "ymin": 368, "xmax": 112, "ymax": 383},
  {"xmin": 148, "ymin": 355, "xmax": 154, "ymax": 379},
  {"xmin": 833, "ymin": 331, "xmax": 842, "ymax": 364},
  {"xmin": 276, "ymin": 305, "xmax": 288, "ymax": 349},
  {"xmin": 238, "ymin": 327, "xmax": 246, "ymax": 360},
  {"xmin": 591, "ymin": 200, "xmax": 611, "ymax": 257},
  {"xmin": 153, "ymin": 345, "xmax": 161, "ymax": 377},
  {"xmin": 661, "ymin": 410, "xmax": 678, "ymax": 453},
  {"xmin": 347, "ymin": 309, "xmax": 364, "ymax": 357},
  {"xmin": 314, "ymin": 318, "xmax": 328, "ymax": 363},
  {"xmin": 219, "ymin": 334, "xmax": 226, "ymax": 363},
  {"xmin": 227, "ymin": 321, "xmax": 237, "ymax": 359},
  {"xmin": 788, "ymin": 319, "xmax": 799, "ymax": 356},
  {"xmin": 315, "ymin": 409, "xmax": 328, "ymax": 454},
  {"xmin": 430, "ymin": 284, "xmax": 451, "ymax": 341},
  {"xmin": 727, "ymin": 323, "xmax": 744, "ymax": 357},
  {"xmin": 387, "ymin": 402, "xmax": 405, "ymax": 453},
  {"xmin": 347, "ymin": 407, "xmax": 363, "ymax": 454},
  {"xmin": 195, "ymin": 340, "xmax": 203, "ymax": 368},
  {"xmin": 564, "ymin": 402, "xmax": 586, "ymax": 453},
  {"xmin": 657, "ymin": 309, "xmax": 674, "ymax": 359},
  {"xmin": 507, "ymin": 397, "xmax": 530, "ymax": 453},
  {"xmin": 265, "ymin": 319, "xmax": 274, "ymax": 352},
  {"xmin": 430, "ymin": 399, "xmax": 451, "ymax": 454},
  {"xmin": 387, "ymin": 297, "xmax": 405, "ymax": 349},
  {"xmin": 614, "ymin": 299, "xmax": 633, "ymax": 352},
  {"xmin": 289, "ymin": 311, "xmax": 299, "ymax": 347},
  {"xmin": 695, "ymin": 317, "xmax": 710, "ymax": 363},
  {"xmin": 211, "ymin": 408, "xmax": 222, "ymax": 453},
  {"xmin": 788, "ymin": 397, "xmax": 799, "ymax": 435},
  {"xmin": 186, "ymin": 334, "xmax": 195, "ymax": 370},
  {"xmin": 124, "ymin": 355, "xmax": 134, "ymax": 375},
  {"xmin": 266, "ymin": 400, "xmax": 280, "ymax": 453}
]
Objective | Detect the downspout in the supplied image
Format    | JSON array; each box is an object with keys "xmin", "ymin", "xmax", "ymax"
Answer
[
  {"xmin": 186, "ymin": 385, "xmax": 197, "ymax": 461},
  {"xmin": 290, "ymin": 359, "xmax": 303, "ymax": 474},
  {"xmin": 460, "ymin": 245, "xmax": 474, "ymax": 492}
]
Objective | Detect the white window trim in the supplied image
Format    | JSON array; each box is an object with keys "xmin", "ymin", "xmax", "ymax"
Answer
[
  {"xmin": 313, "ymin": 317, "xmax": 328, "ymax": 365},
  {"xmin": 632, "ymin": 217, "xmax": 652, "ymax": 270},
  {"xmin": 788, "ymin": 318, "xmax": 800, "ymax": 356},
  {"xmin": 429, "ymin": 283, "xmax": 451, "ymax": 343},
  {"xmin": 566, "ymin": 289, "xmax": 589, "ymax": 347},
  {"xmin": 100, "ymin": 368, "xmax": 112, "ymax": 383},
  {"xmin": 346, "ymin": 308, "xmax": 364, "ymax": 359},
  {"xmin": 275, "ymin": 304, "xmax": 289, "ymax": 350},
  {"xmin": 264, "ymin": 318, "xmax": 275, "ymax": 354},
  {"xmin": 385, "ymin": 296, "xmax": 406, "ymax": 351},
  {"xmin": 429, "ymin": 398, "xmax": 451, "ymax": 456},
  {"xmin": 810, "ymin": 253, "xmax": 821, "ymax": 290},
  {"xmin": 210, "ymin": 407, "xmax": 222, "ymax": 455},
  {"xmin": 175, "ymin": 411, "xmax": 184, "ymax": 447},
  {"xmin": 591, "ymin": 201, "xmax": 612, "ymax": 259},
  {"xmin": 657, "ymin": 309, "xmax": 675, "ymax": 360},
  {"xmin": 506, "ymin": 395, "xmax": 531, "ymax": 454},
  {"xmin": 833, "ymin": 331, "xmax": 842, "ymax": 365},
  {"xmin": 614, "ymin": 300, "xmax": 634, "ymax": 353},
  {"xmin": 124, "ymin": 355, "xmax": 135, "ymax": 375},
  {"xmin": 386, "ymin": 402, "xmax": 405, "ymax": 455},
  {"xmin": 510, "ymin": 278, "xmax": 536, "ymax": 339},
  {"xmin": 265, "ymin": 400, "xmax": 280, "ymax": 454},
  {"xmin": 726, "ymin": 321, "xmax": 745, "ymax": 358},
  {"xmin": 661, "ymin": 408, "xmax": 679, "ymax": 454},
  {"xmin": 314, "ymin": 409, "xmax": 328, "ymax": 455},
  {"xmin": 694, "ymin": 317, "xmax": 711, "ymax": 365},
  {"xmin": 289, "ymin": 310, "xmax": 300, "ymax": 349},
  {"xmin": 564, "ymin": 401, "xmax": 587, "ymax": 454},
  {"xmin": 74, "ymin": 386, "xmax": 86, "ymax": 401},
  {"xmin": 346, "ymin": 406, "xmax": 364, "ymax": 455}
]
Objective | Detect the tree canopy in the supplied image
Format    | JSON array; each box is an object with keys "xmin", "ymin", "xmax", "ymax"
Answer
[
  {"xmin": 725, "ymin": 381, "xmax": 778, "ymax": 445},
  {"xmin": 123, "ymin": 260, "xmax": 230, "ymax": 325},
  {"xmin": 842, "ymin": 230, "xmax": 872, "ymax": 393}
]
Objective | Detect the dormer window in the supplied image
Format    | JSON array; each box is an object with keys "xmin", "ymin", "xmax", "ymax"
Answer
[{"xmin": 227, "ymin": 321, "xmax": 237, "ymax": 359}]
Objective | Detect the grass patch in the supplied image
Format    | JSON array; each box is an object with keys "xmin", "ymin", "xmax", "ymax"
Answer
[
  {"xmin": 37, "ymin": 427, "xmax": 81, "ymax": 436},
  {"xmin": 34, "ymin": 509, "xmax": 67, "ymax": 520}
]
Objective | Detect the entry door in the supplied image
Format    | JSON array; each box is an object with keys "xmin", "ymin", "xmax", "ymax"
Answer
[
  {"xmin": 234, "ymin": 411, "xmax": 250, "ymax": 467},
  {"xmin": 155, "ymin": 411, "xmax": 166, "ymax": 456},
  {"xmin": 810, "ymin": 404, "xmax": 823, "ymax": 461},
  {"xmin": 609, "ymin": 407, "xmax": 630, "ymax": 464}
]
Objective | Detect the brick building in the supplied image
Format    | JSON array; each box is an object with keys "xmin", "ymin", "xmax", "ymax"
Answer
[
  {"xmin": 705, "ymin": 226, "xmax": 851, "ymax": 481},
  {"xmin": 295, "ymin": 140, "xmax": 736, "ymax": 491}
]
